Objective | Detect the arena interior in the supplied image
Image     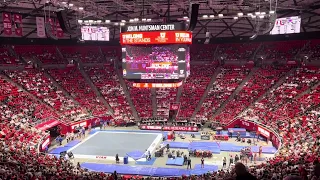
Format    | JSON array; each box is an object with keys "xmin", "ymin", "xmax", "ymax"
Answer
[{"xmin": 0, "ymin": 0, "xmax": 320, "ymax": 179}]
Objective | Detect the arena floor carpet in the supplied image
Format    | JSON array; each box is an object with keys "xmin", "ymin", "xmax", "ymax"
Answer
[
  {"xmin": 163, "ymin": 141, "xmax": 277, "ymax": 154},
  {"xmin": 81, "ymin": 162, "xmax": 219, "ymax": 177}
]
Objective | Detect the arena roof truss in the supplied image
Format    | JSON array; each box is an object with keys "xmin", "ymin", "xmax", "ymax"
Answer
[{"xmin": 0, "ymin": 0, "xmax": 320, "ymax": 40}]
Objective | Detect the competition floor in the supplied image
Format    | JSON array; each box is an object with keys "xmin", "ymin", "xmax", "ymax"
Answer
[
  {"xmin": 49, "ymin": 127, "xmax": 276, "ymax": 177},
  {"xmin": 70, "ymin": 131, "xmax": 159, "ymax": 157}
]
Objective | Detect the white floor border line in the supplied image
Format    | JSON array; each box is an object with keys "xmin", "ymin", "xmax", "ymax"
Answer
[
  {"xmin": 67, "ymin": 131, "xmax": 100, "ymax": 153},
  {"xmin": 73, "ymin": 154, "xmax": 136, "ymax": 162}
]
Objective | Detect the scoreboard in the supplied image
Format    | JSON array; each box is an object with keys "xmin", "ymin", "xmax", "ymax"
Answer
[
  {"xmin": 270, "ymin": 16, "xmax": 301, "ymax": 35},
  {"xmin": 81, "ymin": 26, "xmax": 110, "ymax": 41},
  {"xmin": 121, "ymin": 23, "xmax": 191, "ymax": 83}
]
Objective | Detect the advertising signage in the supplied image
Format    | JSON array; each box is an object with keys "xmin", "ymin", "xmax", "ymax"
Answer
[
  {"xmin": 121, "ymin": 23, "xmax": 186, "ymax": 32},
  {"xmin": 120, "ymin": 31, "xmax": 192, "ymax": 45}
]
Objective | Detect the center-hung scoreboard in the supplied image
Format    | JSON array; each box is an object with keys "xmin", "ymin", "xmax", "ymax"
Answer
[{"xmin": 120, "ymin": 23, "xmax": 191, "ymax": 88}]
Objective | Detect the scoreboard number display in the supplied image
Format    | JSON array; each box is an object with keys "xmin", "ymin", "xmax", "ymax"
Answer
[
  {"xmin": 81, "ymin": 26, "xmax": 110, "ymax": 41},
  {"xmin": 270, "ymin": 16, "xmax": 301, "ymax": 35}
]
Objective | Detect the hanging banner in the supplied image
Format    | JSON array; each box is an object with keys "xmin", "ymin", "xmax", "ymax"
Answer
[
  {"xmin": 36, "ymin": 17, "xmax": 46, "ymax": 37},
  {"xmin": 13, "ymin": 14, "xmax": 23, "ymax": 36},
  {"xmin": 2, "ymin": 12, "xmax": 12, "ymax": 35},
  {"xmin": 47, "ymin": 18, "xmax": 56, "ymax": 36},
  {"xmin": 56, "ymin": 20, "xmax": 64, "ymax": 38}
]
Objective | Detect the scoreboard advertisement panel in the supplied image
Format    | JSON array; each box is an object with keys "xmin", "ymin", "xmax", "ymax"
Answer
[
  {"xmin": 122, "ymin": 45, "xmax": 189, "ymax": 80},
  {"xmin": 120, "ymin": 31, "xmax": 192, "ymax": 45}
]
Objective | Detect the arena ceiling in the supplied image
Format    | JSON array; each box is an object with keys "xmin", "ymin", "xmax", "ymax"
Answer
[{"xmin": 0, "ymin": 0, "xmax": 320, "ymax": 40}]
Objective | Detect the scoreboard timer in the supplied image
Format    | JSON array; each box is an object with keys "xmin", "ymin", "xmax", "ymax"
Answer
[{"xmin": 120, "ymin": 31, "xmax": 192, "ymax": 45}]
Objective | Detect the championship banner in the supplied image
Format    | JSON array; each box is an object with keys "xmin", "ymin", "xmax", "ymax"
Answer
[
  {"xmin": 36, "ymin": 17, "xmax": 46, "ymax": 37},
  {"xmin": 47, "ymin": 18, "xmax": 56, "ymax": 36},
  {"xmin": 56, "ymin": 20, "xmax": 64, "ymax": 38},
  {"xmin": 13, "ymin": 14, "xmax": 23, "ymax": 36},
  {"xmin": 170, "ymin": 103, "xmax": 180, "ymax": 110},
  {"xmin": 120, "ymin": 31, "xmax": 192, "ymax": 45},
  {"xmin": 2, "ymin": 12, "xmax": 12, "ymax": 35}
]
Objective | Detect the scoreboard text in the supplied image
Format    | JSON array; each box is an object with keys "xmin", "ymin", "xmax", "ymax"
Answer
[{"xmin": 120, "ymin": 31, "xmax": 192, "ymax": 45}]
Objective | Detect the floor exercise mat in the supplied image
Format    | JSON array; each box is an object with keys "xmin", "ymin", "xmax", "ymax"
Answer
[
  {"xmin": 82, "ymin": 162, "xmax": 198, "ymax": 177},
  {"xmin": 135, "ymin": 158, "xmax": 156, "ymax": 165},
  {"xmin": 219, "ymin": 142, "xmax": 245, "ymax": 152},
  {"xmin": 126, "ymin": 150, "xmax": 145, "ymax": 160},
  {"xmin": 166, "ymin": 157, "xmax": 184, "ymax": 166},
  {"xmin": 190, "ymin": 164, "xmax": 219, "ymax": 175},
  {"xmin": 220, "ymin": 131, "xmax": 261, "ymax": 138},
  {"xmin": 251, "ymin": 146, "xmax": 277, "ymax": 154},
  {"xmin": 49, "ymin": 146, "xmax": 72, "ymax": 154},
  {"xmin": 153, "ymin": 167, "xmax": 189, "ymax": 177},
  {"xmin": 64, "ymin": 140, "xmax": 81, "ymax": 147},
  {"xmin": 163, "ymin": 142, "xmax": 190, "ymax": 149},
  {"xmin": 188, "ymin": 142, "xmax": 220, "ymax": 154}
]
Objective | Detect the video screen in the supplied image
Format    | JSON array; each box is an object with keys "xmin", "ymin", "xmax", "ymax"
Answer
[
  {"xmin": 122, "ymin": 45, "xmax": 189, "ymax": 80},
  {"xmin": 270, "ymin": 16, "xmax": 301, "ymax": 35},
  {"xmin": 81, "ymin": 26, "xmax": 110, "ymax": 41}
]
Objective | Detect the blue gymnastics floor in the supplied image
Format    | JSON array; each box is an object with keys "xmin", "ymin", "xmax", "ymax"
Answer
[
  {"xmin": 49, "ymin": 140, "xmax": 81, "ymax": 154},
  {"xmin": 81, "ymin": 162, "xmax": 218, "ymax": 177},
  {"xmin": 163, "ymin": 141, "xmax": 277, "ymax": 154},
  {"xmin": 166, "ymin": 157, "xmax": 184, "ymax": 166}
]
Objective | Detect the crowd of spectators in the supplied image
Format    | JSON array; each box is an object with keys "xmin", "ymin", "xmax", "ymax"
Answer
[
  {"xmin": 177, "ymin": 65, "xmax": 216, "ymax": 120},
  {"xmin": 48, "ymin": 67, "xmax": 108, "ymax": 122},
  {"xmin": 0, "ymin": 76, "xmax": 57, "ymax": 123},
  {"xmin": 214, "ymin": 66, "xmax": 290, "ymax": 124},
  {"xmin": 0, "ymin": 46, "xmax": 22, "ymax": 65},
  {"xmin": 13, "ymin": 45, "xmax": 66, "ymax": 64},
  {"xmin": 190, "ymin": 44, "xmax": 217, "ymax": 61},
  {"xmin": 156, "ymin": 88, "xmax": 178, "ymax": 117},
  {"xmin": 5, "ymin": 69, "xmax": 81, "ymax": 119},
  {"xmin": 217, "ymin": 43, "xmax": 258, "ymax": 61},
  {"xmin": 197, "ymin": 67, "xmax": 249, "ymax": 120},
  {"xmin": 0, "ymin": 42, "xmax": 320, "ymax": 179},
  {"xmin": 126, "ymin": 81, "xmax": 153, "ymax": 118},
  {"xmin": 85, "ymin": 66, "xmax": 134, "ymax": 121},
  {"xmin": 256, "ymin": 41, "xmax": 306, "ymax": 62}
]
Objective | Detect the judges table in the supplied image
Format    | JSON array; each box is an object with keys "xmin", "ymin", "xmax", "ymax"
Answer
[{"xmin": 213, "ymin": 135, "xmax": 229, "ymax": 141}]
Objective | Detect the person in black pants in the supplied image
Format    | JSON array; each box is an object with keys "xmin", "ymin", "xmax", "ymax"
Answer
[
  {"xmin": 229, "ymin": 155, "xmax": 234, "ymax": 168},
  {"xmin": 187, "ymin": 155, "xmax": 192, "ymax": 169},
  {"xmin": 223, "ymin": 157, "xmax": 227, "ymax": 169},
  {"xmin": 201, "ymin": 157, "xmax": 204, "ymax": 168},
  {"xmin": 115, "ymin": 154, "xmax": 119, "ymax": 163}
]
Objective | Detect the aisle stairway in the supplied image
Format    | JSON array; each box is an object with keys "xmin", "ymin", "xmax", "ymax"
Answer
[
  {"xmin": 211, "ymin": 67, "xmax": 258, "ymax": 118},
  {"xmin": 237, "ymin": 68, "xmax": 296, "ymax": 117},
  {"xmin": 77, "ymin": 60, "xmax": 114, "ymax": 114},
  {"xmin": 151, "ymin": 88, "xmax": 157, "ymax": 117},
  {"xmin": 191, "ymin": 67, "xmax": 222, "ymax": 118},
  {"xmin": 115, "ymin": 69, "xmax": 140, "ymax": 121}
]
